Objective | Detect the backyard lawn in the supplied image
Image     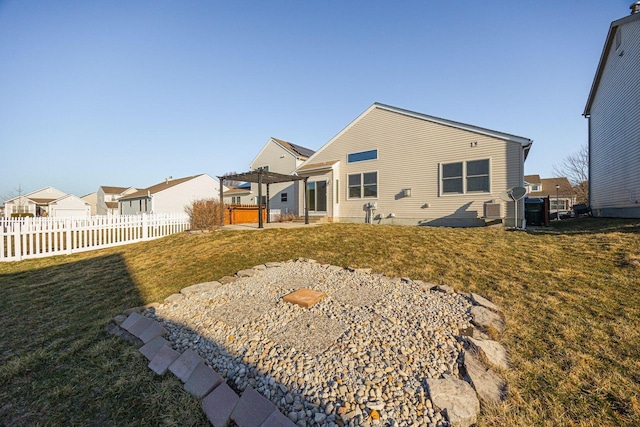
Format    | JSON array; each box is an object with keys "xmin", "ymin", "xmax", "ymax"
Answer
[{"xmin": 1, "ymin": 219, "xmax": 639, "ymax": 426}]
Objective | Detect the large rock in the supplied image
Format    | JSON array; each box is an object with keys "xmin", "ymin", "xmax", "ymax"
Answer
[
  {"xmin": 463, "ymin": 351, "xmax": 507, "ymax": 403},
  {"xmin": 471, "ymin": 293, "xmax": 501, "ymax": 313},
  {"xmin": 470, "ymin": 305, "xmax": 505, "ymax": 334},
  {"xmin": 180, "ymin": 281, "xmax": 221, "ymax": 296},
  {"xmin": 466, "ymin": 337, "xmax": 509, "ymax": 371},
  {"xmin": 426, "ymin": 376, "xmax": 480, "ymax": 427}
]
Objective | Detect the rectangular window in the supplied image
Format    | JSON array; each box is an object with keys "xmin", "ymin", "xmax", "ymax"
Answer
[
  {"xmin": 307, "ymin": 182, "xmax": 316, "ymax": 211},
  {"xmin": 256, "ymin": 165, "xmax": 269, "ymax": 171},
  {"xmin": 348, "ymin": 149, "xmax": 377, "ymax": 163},
  {"xmin": 441, "ymin": 159, "xmax": 490, "ymax": 194},
  {"xmin": 531, "ymin": 185, "xmax": 540, "ymax": 191},
  {"xmin": 281, "ymin": 192, "xmax": 288, "ymax": 202},
  {"xmin": 348, "ymin": 172, "xmax": 378, "ymax": 199}
]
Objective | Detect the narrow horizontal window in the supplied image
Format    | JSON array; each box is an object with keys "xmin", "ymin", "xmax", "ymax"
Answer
[{"xmin": 347, "ymin": 149, "xmax": 377, "ymax": 163}]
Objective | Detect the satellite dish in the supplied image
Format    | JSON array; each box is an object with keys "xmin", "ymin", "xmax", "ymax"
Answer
[{"xmin": 499, "ymin": 187, "xmax": 529, "ymax": 228}]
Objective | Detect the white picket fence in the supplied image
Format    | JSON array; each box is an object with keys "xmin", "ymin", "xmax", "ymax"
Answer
[{"xmin": 0, "ymin": 213, "xmax": 190, "ymax": 262}]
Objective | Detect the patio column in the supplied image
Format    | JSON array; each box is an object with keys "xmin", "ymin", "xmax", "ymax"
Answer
[
  {"xmin": 304, "ymin": 177, "xmax": 309, "ymax": 225},
  {"xmin": 266, "ymin": 183, "xmax": 271, "ymax": 223},
  {"xmin": 258, "ymin": 171, "xmax": 263, "ymax": 229}
]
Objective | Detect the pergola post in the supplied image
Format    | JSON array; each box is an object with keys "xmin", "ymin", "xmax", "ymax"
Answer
[
  {"xmin": 266, "ymin": 183, "xmax": 271, "ymax": 223},
  {"xmin": 258, "ymin": 171, "xmax": 263, "ymax": 229},
  {"xmin": 218, "ymin": 177, "xmax": 225, "ymax": 226},
  {"xmin": 304, "ymin": 177, "xmax": 309, "ymax": 225}
]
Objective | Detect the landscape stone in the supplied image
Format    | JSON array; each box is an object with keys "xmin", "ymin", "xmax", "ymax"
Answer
[
  {"xmin": 466, "ymin": 337, "xmax": 509, "ymax": 371},
  {"xmin": 113, "ymin": 314, "xmax": 127, "ymax": 325},
  {"xmin": 265, "ymin": 262, "xmax": 283, "ymax": 268},
  {"xmin": 139, "ymin": 336, "xmax": 169, "ymax": 361},
  {"xmin": 462, "ymin": 351, "xmax": 506, "ymax": 403},
  {"xmin": 259, "ymin": 409, "xmax": 297, "ymax": 427},
  {"xmin": 164, "ymin": 293, "xmax": 185, "ymax": 305},
  {"xmin": 231, "ymin": 386, "xmax": 278, "ymax": 427},
  {"xmin": 119, "ymin": 312, "xmax": 143, "ymax": 331},
  {"xmin": 236, "ymin": 269, "xmax": 258, "ymax": 277},
  {"xmin": 426, "ymin": 376, "xmax": 480, "ymax": 427},
  {"xmin": 138, "ymin": 320, "xmax": 166, "ymax": 343},
  {"xmin": 432, "ymin": 284, "xmax": 455, "ymax": 294},
  {"xmin": 471, "ymin": 293, "xmax": 501, "ymax": 313},
  {"xmin": 218, "ymin": 276, "xmax": 238, "ymax": 284},
  {"xmin": 169, "ymin": 347, "xmax": 204, "ymax": 382},
  {"xmin": 202, "ymin": 382, "xmax": 240, "ymax": 427},
  {"xmin": 470, "ymin": 305, "xmax": 505, "ymax": 334},
  {"xmin": 149, "ymin": 345, "xmax": 181, "ymax": 375},
  {"xmin": 252, "ymin": 264, "xmax": 267, "ymax": 270},
  {"xmin": 184, "ymin": 361, "xmax": 224, "ymax": 398},
  {"xmin": 181, "ymin": 281, "xmax": 221, "ymax": 296},
  {"xmin": 125, "ymin": 315, "xmax": 153, "ymax": 337},
  {"xmin": 283, "ymin": 288, "xmax": 327, "ymax": 308}
]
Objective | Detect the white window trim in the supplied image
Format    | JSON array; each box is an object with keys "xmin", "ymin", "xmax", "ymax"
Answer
[
  {"xmin": 439, "ymin": 158, "xmax": 491, "ymax": 196},
  {"xmin": 347, "ymin": 170, "xmax": 379, "ymax": 200},
  {"xmin": 347, "ymin": 148, "xmax": 379, "ymax": 164}
]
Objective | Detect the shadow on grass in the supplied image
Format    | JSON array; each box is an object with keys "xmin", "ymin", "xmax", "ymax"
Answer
[
  {"xmin": 0, "ymin": 254, "xmax": 207, "ymax": 426},
  {"xmin": 527, "ymin": 217, "xmax": 640, "ymax": 236}
]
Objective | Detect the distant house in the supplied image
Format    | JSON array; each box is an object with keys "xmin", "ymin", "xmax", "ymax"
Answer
[
  {"xmin": 118, "ymin": 174, "xmax": 225, "ymax": 215},
  {"xmin": 48, "ymin": 194, "xmax": 91, "ymax": 217},
  {"xmin": 223, "ymin": 182, "xmax": 253, "ymax": 205},
  {"xmin": 583, "ymin": 4, "xmax": 640, "ymax": 218},
  {"xmin": 248, "ymin": 137, "xmax": 315, "ymax": 215},
  {"xmin": 81, "ymin": 192, "xmax": 98, "ymax": 216},
  {"xmin": 524, "ymin": 175, "xmax": 576, "ymax": 213},
  {"xmin": 294, "ymin": 103, "xmax": 532, "ymax": 227},
  {"xmin": 3, "ymin": 186, "xmax": 67, "ymax": 217},
  {"xmin": 97, "ymin": 186, "xmax": 139, "ymax": 215}
]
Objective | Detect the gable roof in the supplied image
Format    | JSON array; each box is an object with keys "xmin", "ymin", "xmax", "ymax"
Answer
[
  {"xmin": 527, "ymin": 177, "xmax": 575, "ymax": 198},
  {"xmin": 303, "ymin": 103, "xmax": 533, "ymax": 166},
  {"xmin": 100, "ymin": 186, "xmax": 135, "ymax": 194},
  {"xmin": 271, "ymin": 138, "xmax": 315, "ymax": 159},
  {"xmin": 4, "ymin": 186, "xmax": 67, "ymax": 204},
  {"xmin": 584, "ymin": 10, "xmax": 640, "ymax": 116},
  {"xmin": 119, "ymin": 174, "xmax": 207, "ymax": 201},
  {"xmin": 524, "ymin": 174, "xmax": 542, "ymax": 184}
]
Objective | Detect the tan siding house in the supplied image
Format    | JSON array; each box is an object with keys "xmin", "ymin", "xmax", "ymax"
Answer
[
  {"xmin": 584, "ymin": 6, "xmax": 640, "ymax": 218},
  {"xmin": 247, "ymin": 137, "xmax": 314, "ymax": 215},
  {"xmin": 296, "ymin": 103, "xmax": 532, "ymax": 227}
]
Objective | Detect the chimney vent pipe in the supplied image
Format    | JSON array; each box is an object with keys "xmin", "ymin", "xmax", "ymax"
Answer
[{"xmin": 631, "ymin": 1, "xmax": 640, "ymax": 14}]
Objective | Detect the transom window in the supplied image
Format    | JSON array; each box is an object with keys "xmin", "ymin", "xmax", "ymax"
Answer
[
  {"xmin": 441, "ymin": 159, "xmax": 490, "ymax": 194},
  {"xmin": 347, "ymin": 149, "xmax": 377, "ymax": 163},
  {"xmin": 348, "ymin": 172, "xmax": 377, "ymax": 199}
]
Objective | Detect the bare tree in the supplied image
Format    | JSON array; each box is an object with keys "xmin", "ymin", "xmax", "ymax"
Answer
[
  {"xmin": 221, "ymin": 171, "xmax": 243, "ymax": 189},
  {"xmin": 552, "ymin": 145, "xmax": 589, "ymax": 204}
]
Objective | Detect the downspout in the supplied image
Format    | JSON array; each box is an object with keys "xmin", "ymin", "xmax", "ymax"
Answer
[{"xmin": 587, "ymin": 115, "xmax": 592, "ymax": 209}]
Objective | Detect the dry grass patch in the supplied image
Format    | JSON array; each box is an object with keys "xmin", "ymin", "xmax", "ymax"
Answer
[{"xmin": 1, "ymin": 218, "xmax": 639, "ymax": 425}]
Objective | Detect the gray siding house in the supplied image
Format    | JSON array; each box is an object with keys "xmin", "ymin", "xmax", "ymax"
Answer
[
  {"xmin": 584, "ymin": 4, "xmax": 640, "ymax": 218},
  {"xmin": 295, "ymin": 103, "xmax": 532, "ymax": 227}
]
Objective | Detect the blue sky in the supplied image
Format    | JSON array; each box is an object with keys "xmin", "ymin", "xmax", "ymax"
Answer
[{"xmin": 0, "ymin": 1, "xmax": 628, "ymax": 199}]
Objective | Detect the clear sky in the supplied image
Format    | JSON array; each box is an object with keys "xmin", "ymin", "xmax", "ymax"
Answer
[{"xmin": 0, "ymin": 1, "xmax": 629, "ymax": 199}]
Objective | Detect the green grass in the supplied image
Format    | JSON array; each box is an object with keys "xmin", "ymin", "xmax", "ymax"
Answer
[{"xmin": 1, "ymin": 218, "xmax": 639, "ymax": 426}]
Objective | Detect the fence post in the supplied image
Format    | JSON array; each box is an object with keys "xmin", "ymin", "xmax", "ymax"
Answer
[
  {"xmin": 14, "ymin": 220, "xmax": 22, "ymax": 261},
  {"xmin": 142, "ymin": 213, "xmax": 148, "ymax": 240},
  {"xmin": 66, "ymin": 218, "xmax": 72, "ymax": 255}
]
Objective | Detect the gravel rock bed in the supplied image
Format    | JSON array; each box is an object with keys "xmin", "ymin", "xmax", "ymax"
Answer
[{"xmin": 149, "ymin": 260, "xmax": 474, "ymax": 426}]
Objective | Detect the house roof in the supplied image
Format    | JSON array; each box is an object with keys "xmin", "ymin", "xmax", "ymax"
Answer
[
  {"xmin": 527, "ymin": 177, "xmax": 575, "ymax": 198},
  {"xmin": 100, "ymin": 186, "xmax": 131, "ymax": 194},
  {"xmin": 524, "ymin": 174, "xmax": 542, "ymax": 184},
  {"xmin": 29, "ymin": 198, "xmax": 58, "ymax": 204},
  {"xmin": 296, "ymin": 160, "xmax": 340, "ymax": 172},
  {"xmin": 584, "ymin": 10, "xmax": 640, "ymax": 116},
  {"xmin": 271, "ymin": 138, "xmax": 315, "ymax": 159},
  {"xmin": 223, "ymin": 187, "xmax": 252, "ymax": 196},
  {"xmin": 303, "ymin": 103, "xmax": 533, "ymax": 166},
  {"xmin": 105, "ymin": 201, "xmax": 119, "ymax": 209},
  {"xmin": 119, "ymin": 174, "xmax": 206, "ymax": 201},
  {"xmin": 4, "ymin": 186, "xmax": 66, "ymax": 204}
]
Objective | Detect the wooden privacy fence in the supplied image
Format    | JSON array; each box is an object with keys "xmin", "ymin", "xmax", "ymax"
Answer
[{"xmin": 0, "ymin": 213, "xmax": 190, "ymax": 262}]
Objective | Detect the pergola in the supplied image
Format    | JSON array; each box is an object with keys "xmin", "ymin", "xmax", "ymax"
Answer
[{"xmin": 218, "ymin": 170, "xmax": 309, "ymax": 228}]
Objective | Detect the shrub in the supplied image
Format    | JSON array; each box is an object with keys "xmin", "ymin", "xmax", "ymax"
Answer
[
  {"xmin": 185, "ymin": 199, "xmax": 224, "ymax": 230},
  {"xmin": 276, "ymin": 212, "xmax": 296, "ymax": 222}
]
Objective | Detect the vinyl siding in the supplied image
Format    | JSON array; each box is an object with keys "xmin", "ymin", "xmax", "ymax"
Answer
[
  {"xmin": 301, "ymin": 107, "xmax": 525, "ymax": 225},
  {"xmin": 590, "ymin": 18, "xmax": 640, "ymax": 214}
]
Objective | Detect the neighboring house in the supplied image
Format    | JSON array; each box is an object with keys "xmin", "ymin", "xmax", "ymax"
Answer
[
  {"xmin": 81, "ymin": 192, "xmax": 98, "ymax": 216},
  {"xmin": 294, "ymin": 103, "xmax": 533, "ymax": 227},
  {"xmin": 48, "ymin": 194, "xmax": 91, "ymax": 217},
  {"xmin": 118, "ymin": 174, "xmax": 225, "ymax": 215},
  {"xmin": 583, "ymin": 4, "xmax": 640, "ymax": 218},
  {"xmin": 97, "ymin": 186, "xmax": 139, "ymax": 215},
  {"xmin": 248, "ymin": 137, "xmax": 315, "ymax": 215},
  {"xmin": 3, "ymin": 186, "xmax": 67, "ymax": 217},
  {"xmin": 524, "ymin": 175, "xmax": 576, "ymax": 213},
  {"xmin": 223, "ymin": 182, "xmax": 253, "ymax": 205}
]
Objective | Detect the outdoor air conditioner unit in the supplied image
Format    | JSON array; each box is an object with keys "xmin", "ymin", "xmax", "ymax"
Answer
[{"xmin": 484, "ymin": 202, "xmax": 502, "ymax": 219}]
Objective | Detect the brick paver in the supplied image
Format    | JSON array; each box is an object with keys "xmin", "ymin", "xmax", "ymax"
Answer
[
  {"xmin": 259, "ymin": 409, "xmax": 297, "ymax": 427},
  {"xmin": 138, "ymin": 321, "xmax": 166, "ymax": 343},
  {"xmin": 126, "ymin": 316, "xmax": 154, "ymax": 338},
  {"xmin": 201, "ymin": 382, "xmax": 240, "ymax": 427},
  {"xmin": 184, "ymin": 361, "xmax": 224, "ymax": 399},
  {"xmin": 231, "ymin": 386, "xmax": 277, "ymax": 427},
  {"xmin": 119, "ymin": 312, "xmax": 143, "ymax": 331},
  {"xmin": 149, "ymin": 345, "xmax": 180, "ymax": 375},
  {"xmin": 283, "ymin": 288, "xmax": 327, "ymax": 308},
  {"xmin": 139, "ymin": 336, "xmax": 169, "ymax": 361},
  {"xmin": 169, "ymin": 347, "xmax": 203, "ymax": 382}
]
